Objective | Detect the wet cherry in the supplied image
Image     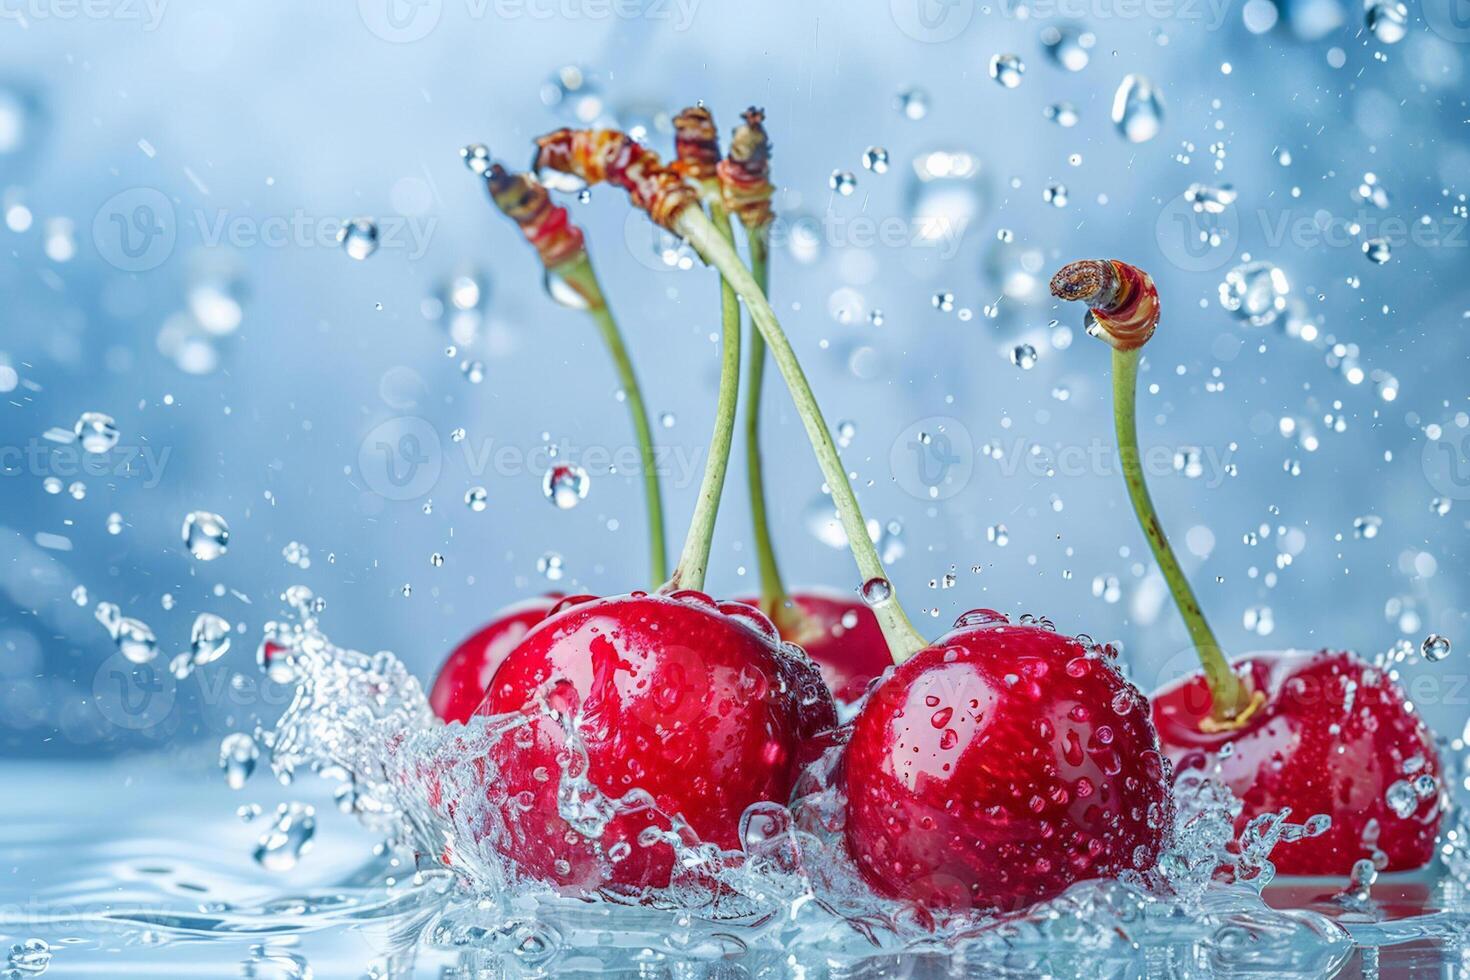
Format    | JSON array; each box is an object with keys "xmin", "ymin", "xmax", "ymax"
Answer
[
  {"xmin": 477, "ymin": 590, "xmax": 836, "ymax": 895},
  {"xmin": 737, "ymin": 590, "xmax": 893, "ymax": 704},
  {"xmin": 1152, "ymin": 649, "xmax": 1442, "ymax": 874},
  {"xmin": 429, "ymin": 595, "xmax": 563, "ymax": 724},
  {"xmin": 844, "ymin": 613, "xmax": 1171, "ymax": 912}
]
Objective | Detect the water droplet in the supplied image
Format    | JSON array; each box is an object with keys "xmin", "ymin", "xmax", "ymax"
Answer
[
  {"xmin": 1385, "ymin": 778, "xmax": 1418, "ymax": 818},
  {"xmin": 537, "ymin": 551, "xmax": 566, "ymax": 581},
  {"xmin": 987, "ymin": 524, "xmax": 1010, "ymax": 546},
  {"xmin": 896, "ymin": 86, "xmax": 930, "ymax": 120},
  {"xmin": 337, "ymin": 218, "xmax": 379, "ymax": 260},
  {"xmin": 182, "ymin": 510, "xmax": 230, "ymax": 561},
  {"xmin": 254, "ymin": 802, "xmax": 316, "ymax": 871},
  {"xmin": 1111, "ymin": 74, "xmax": 1164, "ymax": 143},
  {"xmin": 543, "ymin": 462, "xmax": 590, "ymax": 509},
  {"xmin": 1092, "ymin": 575, "xmax": 1122, "ymax": 604},
  {"xmin": 465, "ymin": 486, "xmax": 488, "ymax": 512},
  {"xmin": 1040, "ymin": 24, "xmax": 1094, "ymax": 71},
  {"xmin": 1010, "ymin": 343, "xmax": 1038, "ymax": 369},
  {"xmin": 860, "ymin": 577, "xmax": 894, "ymax": 607},
  {"xmin": 829, "ymin": 170, "xmax": 857, "ymax": 196},
  {"xmin": 1043, "ymin": 183, "xmax": 1069, "ymax": 208},
  {"xmin": 1362, "ymin": 237, "xmax": 1391, "ymax": 264},
  {"xmin": 71, "ymin": 585, "xmax": 88, "ymax": 606},
  {"xmin": 191, "ymin": 613, "xmax": 233, "ymax": 666},
  {"xmin": 862, "ymin": 146, "xmax": 890, "ymax": 174},
  {"xmin": 68, "ymin": 480, "xmax": 86, "ymax": 500},
  {"xmin": 835, "ymin": 419, "xmax": 857, "ymax": 448},
  {"xmin": 1184, "ymin": 182, "xmax": 1237, "ymax": 214},
  {"xmin": 460, "ymin": 142, "xmax": 491, "ymax": 176},
  {"xmin": 6, "ymin": 939, "xmax": 51, "ymax": 975},
  {"xmin": 219, "ymin": 732, "xmax": 259, "ymax": 790},
  {"xmin": 117, "ymin": 617, "xmax": 159, "ymax": 664},
  {"xmin": 1044, "ymin": 102, "xmax": 1080, "ymax": 127},
  {"xmin": 989, "ymin": 53, "xmax": 1025, "ymax": 88},
  {"xmin": 430, "ymin": 552, "xmax": 445, "ymax": 568},
  {"xmin": 543, "ymin": 268, "xmax": 593, "ymax": 310},
  {"xmin": 460, "ymin": 359, "xmax": 485, "ymax": 384},
  {"xmin": 1421, "ymin": 634, "xmax": 1451, "ymax": 662},
  {"xmin": 72, "ymin": 411, "xmax": 119, "ymax": 454},
  {"xmin": 1353, "ymin": 515, "xmax": 1382, "ymax": 539},
  {"xmin": 282, "ymin": 540, "xmax": 311, "ymax": 568},
  {"xmin": 1219, "ymin": 261, "xmax": 1291, "ymax": 327},
  {"xmin": 105, "ymin": 511, "xmax": 124, "ymax": 535},
  {"xmin": 932, "ymin": 291, "xmax": 955, "ymax": 312},
  {"xmin": 1365, "ymin": 0, "xmax": 1408, "ymax": 42},
  {"xmin": 41, "ymin": 477, "xmax": 61, "ymax": 495}
]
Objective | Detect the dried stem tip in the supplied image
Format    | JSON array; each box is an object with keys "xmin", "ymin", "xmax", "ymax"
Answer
[
  {"xmin": 717, "ymin": 107, "xmax": 774, "ymax": 229},
  {"xmin": 672, "ymin": 105, "xmax": 721, "ymax": 185},
  {"xmin": 534, "ymin": 128, "xmax": 699, "ymax": 230},
  {"xmin": 1050, "ymin": 259, "xmax": 1159, "ymax": 351},
  {"xmin": 486, "ymin": 164, "xmax": 586, "ymax": 271}
]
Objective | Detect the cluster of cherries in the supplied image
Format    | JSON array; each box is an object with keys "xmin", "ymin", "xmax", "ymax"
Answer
[{"xmin": 425, "ymin": 107, "xmax": 1443, "ymax": 913}]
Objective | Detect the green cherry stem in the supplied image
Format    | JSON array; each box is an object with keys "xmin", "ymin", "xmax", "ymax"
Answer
[
  {"xmin": 558, "ymin": 255, "xmax": 669, "ymax": 584},
  {"xmin": 666, "ymin": 202, "xmax": 742, "ymax": 593},
  {"xmin": 742, "ymin": 228, "xmax": 796, "ymax": 629},
  {"xmin": 674, "ymin": 206, "xmax": 928, "ymax": 664},
  {"xmin": 1051, "ymin": 258, "xmax": 1254, "ymax": 724}
]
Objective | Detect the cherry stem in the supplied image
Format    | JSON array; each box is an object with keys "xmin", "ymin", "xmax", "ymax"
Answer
[
  {"xmin": 666, "ymin": 202, "xmax": 742, "ymax": 593},
  {"xmin": 558, "ymin": 255, "xmax": 669, "ymax": 584},
  {"xmin": 1112, "ymin": 346, "xmax": 1250, "ymax": 722},
  {"xmin": 674, "ymin": 206, "xmax": 928, "ymax": 664},
  {"xmin": 742, "ymin": 229, "xmax": 797, "ymax": 630}
]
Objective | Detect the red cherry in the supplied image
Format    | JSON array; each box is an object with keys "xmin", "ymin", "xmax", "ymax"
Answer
[
  {"xmin": 844, "ymin": 612, "xmax": 1171, "ymax": 912},
  {"xmin": 476, "ymin": 590, "xmax": 837, "ymax": 895},
  {"xmin": 736, "ymin": 590, "xmax": 894, "ymax": 703},
  {"xmin": 428, "ymin": 595, "xmax": 563, "ymax": 724},
  {"xmin": 1152, "ymin": 649, "xmax": 1443, "ymax": 875}
]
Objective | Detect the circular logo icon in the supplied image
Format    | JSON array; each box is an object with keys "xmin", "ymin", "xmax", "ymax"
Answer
[
  {"xmin": 91, "ymin": 653, "xmax": 177, "ymax": 732},
  {"xmin": 358, "ymin": 0, "xmax": 442, "ymax": 42},
  {"xmin": 359, "ymin": 416, "xmax": 442, "ymax": 501},
  {"xmin": 622, "ymin": 207, "xmax": 698, "ymax": 275},
  {"xmin": 890, "ymin": 0, "xmax": 974, "ymax": 42},
  {"xmin": 92, "ymin": 187, "xmax": 176, "ymax": 272},
  {"xmin": 1422, "ymin": 423, "xmax": 1470, "ymax": 501},
  {"xmin": 1424, "ymin": 0, "xmax": 1470, "ymax": 43},
  {"xmin": 889, "ymin": 416, "xmax": 974, "ymax": 501},
  {"xmin": 1154, "ymin": 192, "xmax": 1239, "ymax": 273}
]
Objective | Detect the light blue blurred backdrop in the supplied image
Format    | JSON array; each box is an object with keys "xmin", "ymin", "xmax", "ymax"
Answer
[{"xmin": 1, "ymin": 0, "xmax": 1466, "ymax": 757}]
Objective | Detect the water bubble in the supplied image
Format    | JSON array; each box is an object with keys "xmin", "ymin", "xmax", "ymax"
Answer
[
  {"xmin": 860, "ymin": 577, "xmax": 894, "ymax": 607},
  {"xmin": 429, "ymin": 553, "xmax": 445, "ymax": 568},
  {"xmin": 1243, "ymin": 605, "xmax": 1275, "ymax": 636},
  {"xmin": 465, "ymin": 486, "xmax": 488, "ymax": 512},
  {"xmin": 1352, "ymin": 515, "xmax": 1382, "ymax": 539},
  {"xmin": 41, "ymin": 477, "xmax": 61, "ymax": 495},
  {"xmin": 543, "ymin": 462, "xmax": 590, "ymax": 509},
  {"xmin": 1010, "ymin": 343, "xmax": 1038, "ymax": 369},
  {"xmin": 1385, "ymin": 779, "xmax": 1418, "ymax": 818},
  {"xmin": 1219, "ymin": 261, "xmax": 1291, "ymax": 326},
  {"xmin": 861, "ymin": 146, "xmax": 890, "ymax": 174},
  {"xmin": 68, "ymin": 480, "xmax": 86, "ymax": 500},
  {"xmin": 460, "ymin": 359, "xmax": 485, "ymax": 384},
  {"xmin": 1184, "ymin": 182, "xmax": 1237, "ymax": 214},
  {"xmin": 537, "ymin": 551, "xmax": 566, "ymax": 581},
  {"xmin": 896, "ymin": 86, "xmax": 930, "ymax": 120},
  {"xmin": 1421, "ymin": 634, "xmax": 1451, "ymax": 662},
  {"xmin": 835, "ymin": 419, "xmax": 857, "ymax": 448},
  {"xmin": 1043, "ymin": 183, "xmax": 1069, "ymax": 208},
  {"xmin": 191, "ymin": 612, "xmax": 233, "ymax": 666},
  {"xmin": 460, "ymin": 143, "xmax": 492, "ymax": 177},
  {"xmin": 989, "ymin": 53, "xmax": 1025, "ymax": 88},
  {"xmin": 283, "ymin": 540, "xmax": 311, "ymax": 569},
  {"xmin": 987, "ymin": 524, "xmax": 1010, "ymax": 546},
  {"xmin": 219, "ymin": 732, "xmax": 259, "ymax": 790},
  {"xmin": 1111, "ymin": 74, "xmax": 1164, "ymax": 143},
  {"xmin": 1362, "ymin": 238, "xmax": 1391, "ymax": 264},
  {"xmin": 71, "ymin": 411, "xmax": 120, "ymax": 455},
  {"xmin": 254, "ymin": 802, "xmax": 316, "ymax": 871},
  {"xmin": 106, "ymin": 511, "xmax": 124, "ymax": 535},
  {"xmin": 829, "ymin": 170, "xmax": 857, "ymax": 196},
  {"xmin": 6, "ymin": 939, "xmax": 50, "ymax": 975},
  {"xmin": 1044, "ymin": 102, "xmax": 1080, "ymax": 127},
  {"xmin": 182, "ymin": 511, "xmax": 230, "ymax": 561},
  {"xmin": 337, "ymin": 218, "xmax": 379, "ymax": 261},
  {"xmin": 71, "ymin": 585, "xmax": 88, "ymax": 606},
  {"xmin": 1040, "ymin": 24, "xmax": 1094, "ymax": 71},
  {"xmin": 1365, "ymin": 0, "xmax": 1408, "ymax": 42},
  {"xmin": 932, "ymin": 291, "xmax": 955, "ymax": 312},
  {"xmin": 117, "ymin": 617, "xmax": 159, "ymax": 664},
  {"xmin": 1092, "ymin": 575, "xmax": 1122, "ymax": 604}
]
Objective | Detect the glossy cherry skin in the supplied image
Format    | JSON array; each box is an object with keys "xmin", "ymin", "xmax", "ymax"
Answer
[
  {"xmin": 844, "ymin": 614, "xmax": 1172, "ymax": 912},
  {"xmin": 737, "ymin": 590, "xmax": 894, "ymax": 703},
  {"xmin": 478, "ymin": 590, "xmax": 838, "ymax": 896},
  {"xmin": 1152, "ymin": 649, "xmax": 1443, "ymax": 875},
  {"xmin": 429, "ymin": 595, "xmax": 562, "ymax": 724}
]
